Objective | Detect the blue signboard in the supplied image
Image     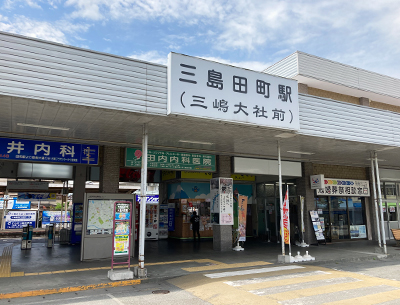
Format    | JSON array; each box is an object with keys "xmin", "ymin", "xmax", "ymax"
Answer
[
  {"xmin": 5, "ymin": 211, "xmax": 36, "ymax": 229},
  {"xmin": 168, "ymin": 205, "xmax": 175, "ymax": 231},
  {"xmin": 12, "ymin": 201, "xmax": 31, "ymax": 209},
  {"xmin": 136, "ymin": 195, "xmax": 159, "ymax": 204},
  {"xmin": 0, "ymin": 137, "xmax": 99, "ymax": 165},
  {"xmin": 0, "ymin": 198, "xmax": 30, "ymax": 209}
]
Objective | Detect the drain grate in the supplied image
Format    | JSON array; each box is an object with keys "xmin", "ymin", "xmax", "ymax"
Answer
[{"xmin": 152, "ymin": 290, "xmax": 170, "ymax": 294}]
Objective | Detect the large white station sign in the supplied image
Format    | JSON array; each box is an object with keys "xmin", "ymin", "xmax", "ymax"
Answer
[{"xmin": 167, "ymin": 53, "xmax": 300, "ymax": 131}]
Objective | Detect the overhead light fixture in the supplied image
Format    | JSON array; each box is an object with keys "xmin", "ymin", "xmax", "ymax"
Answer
[
  {"xmin": 275, "ymin": 133, "xmax": 297, "ymax": 139},
  {"xmin": 287, "ymin": 150, "xmax": 315, "ymax": 155},
  {"xmin": 17, "ymin": 123, "xmax": 70, "ymax": 131},
  {"xmin": 179, "ymin": 140, "xmax": 213, "ymax": 145},
  {"xmin": 366, "ymin": 158, "xmax": 386, "ymax": 162}
]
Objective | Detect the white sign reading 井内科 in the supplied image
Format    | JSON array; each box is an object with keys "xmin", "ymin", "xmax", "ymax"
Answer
[{"xmin": 168, "ymin": 53, "xmax": 300, "ymax": 131}]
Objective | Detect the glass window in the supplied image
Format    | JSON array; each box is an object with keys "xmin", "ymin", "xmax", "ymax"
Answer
[
  {"xmin": 315, "ymin": 197, "xmax": 328, "ymax": 210},
  {"xmin": 330, "ymin": 197, "xmax": 349, "ymax": 240},
  {"xmin": 387, "ymin": 202, "xmax": 397, "ymax": 221},
  {"xmin": 385, "ymin": 182, "xmax": 397, "ymax": 200},
  {"xmin": 288, "ymin": 184, "xmax": 296, "ymax": 196},
  {"xmin": 348, "ymin": 197, "xmax": 365, "ymax": 225}
]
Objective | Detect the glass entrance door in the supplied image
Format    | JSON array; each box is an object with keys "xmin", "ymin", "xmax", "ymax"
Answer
[{"xmin": 329, "ymin": 197, "xmax": 350, "ymax": 240}]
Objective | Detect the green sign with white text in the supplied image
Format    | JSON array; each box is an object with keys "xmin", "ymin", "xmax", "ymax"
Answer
[{"xmin": 125, "ymin": 148, "xmax": 216, "ymax": 172}]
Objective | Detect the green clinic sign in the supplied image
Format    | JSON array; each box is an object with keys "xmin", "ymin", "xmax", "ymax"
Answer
[{"xmin": 125, "ymin": 148, "xmax": 216, "ymax": 172}]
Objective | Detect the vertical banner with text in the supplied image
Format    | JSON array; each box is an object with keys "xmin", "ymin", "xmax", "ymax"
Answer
[
  {"xmin": 282, "ymin": 187, "xmax": 290, "ymax": 245},
  {"xmin": 238, "ymin": 195, "xmax": 248, "ymax": 242}
]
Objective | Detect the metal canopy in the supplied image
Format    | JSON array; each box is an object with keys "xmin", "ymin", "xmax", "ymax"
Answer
[{"xmin": 2, "ymin": 95, "xmax": 400, "ymax": 170}]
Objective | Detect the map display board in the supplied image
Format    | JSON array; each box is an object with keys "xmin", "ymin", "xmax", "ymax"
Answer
[{"xmin": 87, "ymin": 199, "xmax": 114, "ymax": 234}]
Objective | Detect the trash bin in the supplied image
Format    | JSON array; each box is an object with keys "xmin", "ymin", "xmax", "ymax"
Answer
[{"xmin": 59, "ymin": 228, "xmax": 70, "ymax": 245}]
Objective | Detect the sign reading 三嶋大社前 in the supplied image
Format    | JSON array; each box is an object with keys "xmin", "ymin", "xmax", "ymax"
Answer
[
  {"xmin": 316, "ymin": 178, "xmax": 370, "ymax": 197},
  {"xmin": 167, "ymin": 52, "xmax": 300, "ymax": 131},
  {"xmin": 0, "ymin": 137, "xmax": 99, "ymax": 165},
  {"xmin": 125, "ymin": 148, "xmax": 216, "ymax": 172}
]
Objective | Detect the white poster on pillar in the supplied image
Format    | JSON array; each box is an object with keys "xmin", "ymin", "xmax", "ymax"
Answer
[{"xmin": 210, "ymin": 178, "xmax": 233, "ymax": 225}]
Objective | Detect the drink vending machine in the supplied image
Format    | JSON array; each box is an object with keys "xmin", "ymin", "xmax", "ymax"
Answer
[{"xmin": 135, "ymin": 195, "xmax": 159, "ymax": 240}]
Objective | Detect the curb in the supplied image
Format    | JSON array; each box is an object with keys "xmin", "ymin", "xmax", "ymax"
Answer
[{"xmin": 0, "ymin": 279, "xmax": 141, "ymax": 300}]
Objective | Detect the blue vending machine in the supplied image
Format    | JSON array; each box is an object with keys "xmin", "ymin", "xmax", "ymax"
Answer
[{"xmin": 70, "ymin": 203, "xmax": 83, "ymax": 244}]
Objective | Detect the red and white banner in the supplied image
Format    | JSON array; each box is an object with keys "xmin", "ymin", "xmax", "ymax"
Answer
[{"xmin": 282, "ymin": 187, "xmax": 290, "ymax": 244}]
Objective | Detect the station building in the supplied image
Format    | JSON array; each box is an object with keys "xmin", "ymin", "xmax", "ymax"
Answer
[{"xmin": 0, "ymin": 31, "xmax": 400, "ymax": 260}]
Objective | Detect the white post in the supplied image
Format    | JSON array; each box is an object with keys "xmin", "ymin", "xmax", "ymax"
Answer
[
  {"xmin": 300, "ymin": 196, "xmax": 305, "ymax": 245},
  {"xmin": 138, "ymin": 123, "xmax": 148, "ymax": 276},
  {"xmin": 278, "ymin": 141, "xmax": 285, "ymax": 255},
  {"xmin": 1, "ymin": 189, "xmax": 8, "ymax": 230},
  {"xmin": 374, "ymin": 153, "xmax": 387, "ymax": 254},
  {"xmin": 370, "ymin": 154, "xmax": 382, "ymax": 248}
]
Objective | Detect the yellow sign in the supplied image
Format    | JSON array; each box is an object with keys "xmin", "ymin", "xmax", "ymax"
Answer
[
  {"xmin": 49, "ymin": 193, "xmax": 57, "ymax": 200},
  {"xmin": 181, "ymin": 171, "xmax": 212, "ymax": 179},
  {"xmin": 162, "ymin": 171, "xmax": 176, "ymax": 181},
  {"xmin": 231, "ymin": 174, "xmax": 256, "ymax": 181}
]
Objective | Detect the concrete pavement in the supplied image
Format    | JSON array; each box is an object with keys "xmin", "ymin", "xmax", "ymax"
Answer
[{"xmin": 0, "ymin": 237, "xmax": 399, "ymax": 301}]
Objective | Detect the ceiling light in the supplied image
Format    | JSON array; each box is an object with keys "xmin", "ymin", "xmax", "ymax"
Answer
[
  {"xmin": 179, "ymin": 140, "xmax": 213, "ymax": 145},
  {"xmin": 17, "ymin": 123, "xmax": 70, "ymax": 131},
  {"xmin": 366, "ymin": 158, "xmax": 386, "ymax": 162},
  {"xmin": 287, "ymin": 150, "xmax": 315, "ymax": 155},
  {"xmin": 275, "ymin": 133, "xmax": 297, "ymax": 139}
]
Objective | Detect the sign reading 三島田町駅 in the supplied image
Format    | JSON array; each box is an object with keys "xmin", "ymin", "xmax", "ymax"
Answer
[
  {"xmin": 126, "ymin": 148, "xmax": 215, "ymax": 171},
  {"xmin": 167, "ymin": 52, "xmax": 300, "ymax": 131},
  {"xmin": 316, "ymin": 178, "xmax": 370, "ymax": 197},
  {"xmin": 0, "ymin": 137, "xmax": 99, "ymax": 165}
]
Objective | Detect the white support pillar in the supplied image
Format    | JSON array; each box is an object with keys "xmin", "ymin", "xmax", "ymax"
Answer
[
  {"xmin": 374, "ymin": 152, "xmax": 387, "ymax": 254},
  {"xmin": 136, "ymin": 123, "xmax": 148, "ymax": 278},
  {"xmin": 370, "ymin": 154, "xmax": 382, "ymax": 248},
  {"xmin": 278, "ymin": 141, "xmax": 285, "ymax": 255}
]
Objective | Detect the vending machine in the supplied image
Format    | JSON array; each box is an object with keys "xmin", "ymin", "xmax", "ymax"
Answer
[{"xmin": 136, "ymin": 195, "xmax": 159, "ymax": 240}]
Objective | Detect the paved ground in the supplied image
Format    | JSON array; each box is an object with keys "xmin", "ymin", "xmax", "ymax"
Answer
[
  {"xmin": 0, "ymin": 237, "xmax": 399, "ymax": 304},
  {"xmin": 4, "ymin": 258, "xmax": 400, "ymax": 304}
]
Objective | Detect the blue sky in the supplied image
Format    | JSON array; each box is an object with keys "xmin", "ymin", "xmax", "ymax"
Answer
[{"xmin": 1, "ymin": 0, "xmax": 400, "ymax": 78}]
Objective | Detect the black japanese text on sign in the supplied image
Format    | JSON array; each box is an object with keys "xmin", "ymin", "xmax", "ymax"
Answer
[{"xmin": 168, "ymin": 52, "xmax": 300, "ymax": 131}]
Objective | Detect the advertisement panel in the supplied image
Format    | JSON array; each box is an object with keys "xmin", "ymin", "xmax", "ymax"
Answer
[
  {"xmin": 42, "ymin": 211, "xmax": 71, "ymax": 227},
  {"xmin": 0, "ymin": 198, "xmax": 30, "ymax": 209},
  {"xmin": 5, "ymin": 211, "xmax": 36, "ymax": 229},
  {"xmin": 113, "ymin": 201, "xmax": 132, "ymax": 256}
]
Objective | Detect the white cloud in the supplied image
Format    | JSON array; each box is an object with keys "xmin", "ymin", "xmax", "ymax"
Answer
[
  {"xmin": 128, "ymin": 50, "xmax": 168, "ymax": 65},
  {"xmin": 0, "ymin": 14, "xmax": 90, "ymax": 44},
  {"xmin": 2, "ymin": 0, "xmax": 44, "ymax": 9}
]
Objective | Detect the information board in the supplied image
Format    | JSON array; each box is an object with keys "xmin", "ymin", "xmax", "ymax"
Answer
[{"xmin": 86, "ymin": 199, "xmax": 114, "ymax": 234}]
